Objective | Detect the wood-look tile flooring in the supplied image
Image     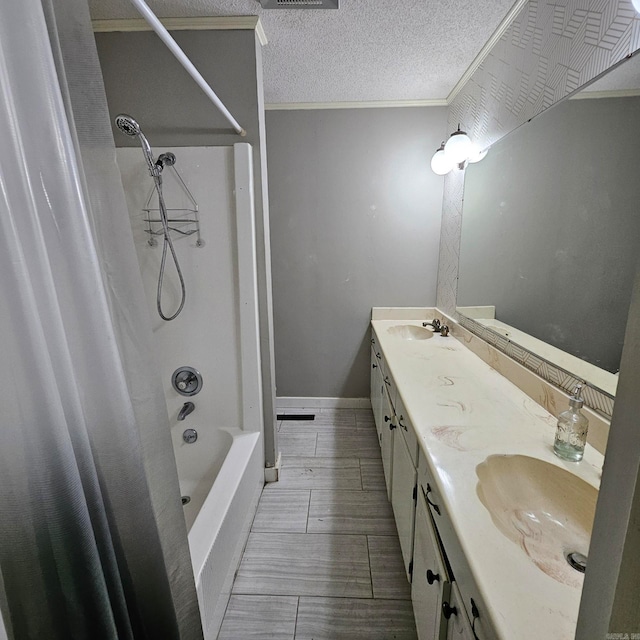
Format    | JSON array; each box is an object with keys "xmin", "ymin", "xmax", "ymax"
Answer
[{"xmin": 218, "ymin": 408, "xmax": 417, "ymax": 640}]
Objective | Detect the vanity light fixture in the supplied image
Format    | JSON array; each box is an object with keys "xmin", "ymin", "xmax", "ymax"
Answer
[
  {"xmin": 430, "ymin": 141, "xmax": 453, "ymax": 175},
  {"xmin": 632, "ymin": 0, "xmax": 640, "ymax": 13},
  {"xmin": 444, "ymin": 125, "xmax": 473, "ymax": 164},
  {"xmin": 430, "ymin": 127, "xmax": 488, "ymax": 175}
]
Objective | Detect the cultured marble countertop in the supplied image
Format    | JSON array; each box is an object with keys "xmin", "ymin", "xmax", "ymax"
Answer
[{"xmin": 371, "ymin": 318, "xmax": 604, "ymax": 640}]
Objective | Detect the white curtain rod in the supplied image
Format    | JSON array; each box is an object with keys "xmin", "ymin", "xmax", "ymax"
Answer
[{"xmin": 127, "ymin": 0, "xmax": 246, "ymax": 136}]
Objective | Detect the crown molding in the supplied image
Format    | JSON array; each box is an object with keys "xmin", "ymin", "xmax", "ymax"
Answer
[
  {"xmin": 92, "ymin": 16, "xmax": 268, "ymax": 46},
  {"xmin": 265, "ymin": 99, "xmax": 448, "ymax": 110},
  {"xmin": 569, "ymin": 88, "xmax": 640, "ymax": 100},
  {"xmin": 446, "ymin": 0, "xmax": 528, "ymax": 105}
]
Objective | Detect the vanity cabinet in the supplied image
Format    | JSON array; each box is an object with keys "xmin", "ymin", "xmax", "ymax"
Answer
[
  {"xmin": 418, "ymin": 453, "xmax": 491, "ymax": 640},
  {"xmin": 370, "ymin": 344, "xmax": 384, "ymax": 438},
  {"xmin": 370, "ymin": 325, "xmax": 495, "ymax": 640},
  {"xmin": 380, "ymin": 389, "xmax": 395, "ymax": 498},
  {"xmin": 445, "ymin": 584, "xmax": 478, "ymax": 640},
  {"xmin": 412, "ymin": 490, "xmax": 450, "ymax": 640},
  {"xmin": 390, "ymin": 426, "xmax": 417, "ymax": 579},
  {"xmin": 371, "ymin": 333, "xmax": 395, "ymax": 499}
]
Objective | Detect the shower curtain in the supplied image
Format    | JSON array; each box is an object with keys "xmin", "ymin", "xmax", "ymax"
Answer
[{"xmin": 0, "ymin": 1, "xmax": 202, "ymax": 639}]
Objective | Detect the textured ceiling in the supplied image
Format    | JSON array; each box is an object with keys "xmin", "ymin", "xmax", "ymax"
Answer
[{"xmin": 88, "ymin": 0, "xmax": 517, "ymax": 104}]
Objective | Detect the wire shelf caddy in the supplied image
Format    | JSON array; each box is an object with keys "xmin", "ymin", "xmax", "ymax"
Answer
[{"xmin": 142, "ymin": 163, "xmax": 203, "ymax": 247}]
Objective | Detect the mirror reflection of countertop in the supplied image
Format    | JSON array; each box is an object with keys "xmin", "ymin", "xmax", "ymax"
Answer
[{"xmin": 371, "ymin": 314, "xmax": 604, "ymax": 640}]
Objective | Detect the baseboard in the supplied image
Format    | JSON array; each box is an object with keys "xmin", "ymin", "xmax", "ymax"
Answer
[
  {"xmin": 264, "ymin": 452, "xmax": 281, "ymax": 483},
  {"xmin": 276, "ymin": 397, "xmax": 371, "ymax": 409}
]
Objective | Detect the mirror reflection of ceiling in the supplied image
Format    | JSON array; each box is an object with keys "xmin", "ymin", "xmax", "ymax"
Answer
[{"xmin": 457, "ymin": 53, "xmax": 640, "ymax": 396}]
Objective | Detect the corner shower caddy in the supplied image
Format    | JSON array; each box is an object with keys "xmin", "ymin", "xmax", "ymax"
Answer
[{"xmin": 142, "ymin": 164, "xmax": 203, "ymax": 248}]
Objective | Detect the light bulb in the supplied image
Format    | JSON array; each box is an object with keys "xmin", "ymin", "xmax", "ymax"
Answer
[
  {"xmin": 633, "ymin": 0, "xmax": 640, "ymax": 13},
  {"xmin": 467, "ymin": 144, "xmax": 488, "ymax": 163},
  {"xmin": 444, "ymin": 127, "xmax": 472, "ymax": 164},
  {"xmin": 430, "ymin": 144, "xmax": 453, "ymax": 175}
]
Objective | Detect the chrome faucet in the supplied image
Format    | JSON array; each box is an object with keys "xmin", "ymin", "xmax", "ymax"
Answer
[
  {"xmin": 422, "ymin": 319, "xmax": 442, "ymax": 332},
  {"xmin": 422, "ymin": 318, "xmax": 450, "ymax": 337},
  {"xmin": 177, "ymin": 401, "xmax": 195, "ymax": 421}
]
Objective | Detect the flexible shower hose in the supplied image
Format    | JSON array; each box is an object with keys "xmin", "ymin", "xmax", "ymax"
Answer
[{"xmin": 153, "ymin": 173, "xmax": 186, "ymax": 321}]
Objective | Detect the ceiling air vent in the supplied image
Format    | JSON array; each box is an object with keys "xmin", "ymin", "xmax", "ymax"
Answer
[{"xmin": 260, "ymin": 0, "xmax": 339, "ymax": 8}]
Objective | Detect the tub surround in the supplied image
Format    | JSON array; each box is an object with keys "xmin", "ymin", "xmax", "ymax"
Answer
[
  {"xmin": 118, "ymin": 144, "xmax": 265, "ymax": 639},
  {"xmin": 371, "ymin": 308, "xmax": 604, "ymax": 639}
]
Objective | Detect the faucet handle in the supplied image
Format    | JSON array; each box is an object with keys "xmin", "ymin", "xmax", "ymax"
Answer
[{"xmin": 440, "ymin": 325, "xmax": 450, "ymax": 337}]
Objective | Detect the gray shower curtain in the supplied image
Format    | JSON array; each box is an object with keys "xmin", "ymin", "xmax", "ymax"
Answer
[{"xmin": 0, "ymin": 1, "xmax": 202, "ymax": 638}]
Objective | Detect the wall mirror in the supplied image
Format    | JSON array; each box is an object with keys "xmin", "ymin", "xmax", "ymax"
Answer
[{"xmin": 457, "ymin": 54, "xmax": 640, "ymax": 400}]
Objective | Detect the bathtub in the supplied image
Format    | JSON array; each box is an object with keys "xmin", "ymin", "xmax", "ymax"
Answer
[{"xmin": 173, "ymin": 424, "xmax": 264, "ymax": 639}]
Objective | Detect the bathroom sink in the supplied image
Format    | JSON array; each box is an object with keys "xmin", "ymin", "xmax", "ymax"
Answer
[
  {"xmin": 476, "ymin": 454, "xmax": 597, "ymax": 587},
  {"xmin": 387, "ymin": 325, "xmax": 433, "ymax": 341}
]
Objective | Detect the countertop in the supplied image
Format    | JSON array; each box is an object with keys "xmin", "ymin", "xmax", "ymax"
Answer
[{"xmin": 371, "ymin": 317, "xmax": 604, "ymax": 640}]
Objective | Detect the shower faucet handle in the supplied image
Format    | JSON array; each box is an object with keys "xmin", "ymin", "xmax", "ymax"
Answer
[{"xmin": 172, "ymin": 366, "xmax": 203, "ymax": 396}]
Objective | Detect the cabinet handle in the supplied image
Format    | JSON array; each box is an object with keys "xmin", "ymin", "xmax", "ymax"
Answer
[
  {"xmin": 423, "ymin": 484, "xmax": 441, "ymax": 516},
  {"xmin": 426, "ymin": 569, "xmax": 440, "ymax": 585},
  {"xmin": 384, "ymin": 376, "xmax": 391, "ymax": 386},
  {"xmin": 384, "ymin": 415, "xmax": 392, "ymax": 422},
  {"xmin": 389, "ymin": 420, "xmax": 397, "ymax": 431},
  {"xmin": 375, "ymin": 352, "xmax": 381, "ymax": 359},
  {"xmin": 371, "ymin": 338, "xmax": 375, "ymax": 344},
  {"xmin": 398, "ymin": 414, "xmax": 407, "ymax": 431},
  {"xmin": 470, "ymin": 598, "xmax": 481, "ymax": 640},
  {"xmin": 442, "ymin": 601, "xmax": 457, "ymax": 620},
  {"xmin": 372, "ymin": 363, "xmax": 378, "ymax": 369}
]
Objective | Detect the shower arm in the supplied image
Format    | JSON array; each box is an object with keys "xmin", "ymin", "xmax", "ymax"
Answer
[{"xmin": 126, "ymin": 0, "xmax": 246, "ymax": 137}]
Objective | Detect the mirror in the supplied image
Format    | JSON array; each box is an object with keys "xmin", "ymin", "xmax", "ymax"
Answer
[{"xmin": 457, "ymin": 55, "xmax": 640, "ymax": 398}]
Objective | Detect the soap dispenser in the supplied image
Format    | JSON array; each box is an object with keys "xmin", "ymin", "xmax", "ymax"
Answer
[{"xmin": 553, "ymin": 384, "xmax": 589, "ymax": 462}]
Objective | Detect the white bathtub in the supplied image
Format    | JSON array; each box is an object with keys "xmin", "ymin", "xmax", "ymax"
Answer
[{"xmin": 173, "ymin": 424, "xmax": 264, "ymax": 639}]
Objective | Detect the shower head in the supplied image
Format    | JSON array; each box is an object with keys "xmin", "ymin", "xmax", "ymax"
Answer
[
  {"xmin": 114, "ymin": 113, "xmax": 142, "ymax": 137},
  {"xmin": 114, "ymin": 114, "xmax": 158, "ymax": 177}
]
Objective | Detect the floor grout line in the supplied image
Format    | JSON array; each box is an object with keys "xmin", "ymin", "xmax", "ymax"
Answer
[
  {"xmin": 365, "ymin": 533, "xmax": 374, "ymax": 599},
  {"xmin": 293, "ymin": 596, "xmax": 300, "ymax": 640}
]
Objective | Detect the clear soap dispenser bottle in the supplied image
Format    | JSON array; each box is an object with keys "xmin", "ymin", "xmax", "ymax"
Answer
[{"xmin": 553, "ymin": 384, "xmax": 589, "ymax": 462}]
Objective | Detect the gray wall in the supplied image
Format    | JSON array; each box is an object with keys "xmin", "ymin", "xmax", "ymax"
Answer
[
  {"xmin": 266, "ymin": 107, "xmax": 446, "ymax": 398},
  {"xmin": 457, "ymin": 97, "xmax": 640, "ymax": 373},
  {"xmin": 95, "ymin": 29, "xmax": 278, "ymax": 463}
]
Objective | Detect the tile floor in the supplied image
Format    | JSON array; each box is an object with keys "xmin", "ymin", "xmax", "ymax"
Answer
[{"xmin": 218, "ymin": 407, "xmax": 418, "ymax": 640}]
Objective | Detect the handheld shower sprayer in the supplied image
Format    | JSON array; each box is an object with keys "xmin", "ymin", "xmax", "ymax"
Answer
[
  {"xmin": 114, "ymin": 114, "xmax": 186, "ymax": 321},
  {"xmin": 114, "ymin": 114, "xmax": 159, "ymax": 177}
]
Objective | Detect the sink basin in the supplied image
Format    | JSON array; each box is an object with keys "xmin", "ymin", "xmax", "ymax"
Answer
[
  {"xmin": 387, "ymin": 324, "xmax": 433, "ymax": 340},
  {"xmin": 476, "ymin": 454, "xmax": 598, "ymax": 587}
]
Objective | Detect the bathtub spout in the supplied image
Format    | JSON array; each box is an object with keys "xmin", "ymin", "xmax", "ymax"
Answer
[{"xmin": 178, "ymin": 401, "xmax": 195, "ymax": 421}]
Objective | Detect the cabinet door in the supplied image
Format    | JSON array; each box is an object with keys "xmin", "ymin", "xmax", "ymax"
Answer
[
  {"xmin": 391, "ymin": 430, "xmax": 417, "ymax": 579},
  {"xmin": 445, "ymin": 584, "xmax": 477, "ymax": 640},
  {"xmin": 380, "ymin": 388, "xmax": 395, "ymax": 499},
  {"xmin": 370, "ymin": 347, "xmax": 384, "ymax": 438},
  {"xmin": 412, "ymin": 493, "xmax": 449, "ymax": 640}
]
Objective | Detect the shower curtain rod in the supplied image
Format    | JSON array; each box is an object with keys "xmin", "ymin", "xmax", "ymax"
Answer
[{"xmin": 127, "ymin": 0, "xmax": 246, "ymax": 136}]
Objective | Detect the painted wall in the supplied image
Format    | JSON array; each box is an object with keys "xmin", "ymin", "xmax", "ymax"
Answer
[
  {"xmin": 266, "ymin": 107, "xmax": 446, "ymax": 398},
  {"xmin": 95, "ymin": 28, "xmax": 278, "ymax": 464}
]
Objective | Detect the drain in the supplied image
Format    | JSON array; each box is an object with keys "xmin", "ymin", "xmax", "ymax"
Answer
[
  {"xmin": 566, "ymin": 551, "xmax": 587, "ymax": 573},
  {"xmin": 181, "ymin": 496, "xmax": 191, "ymax": 506}
]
